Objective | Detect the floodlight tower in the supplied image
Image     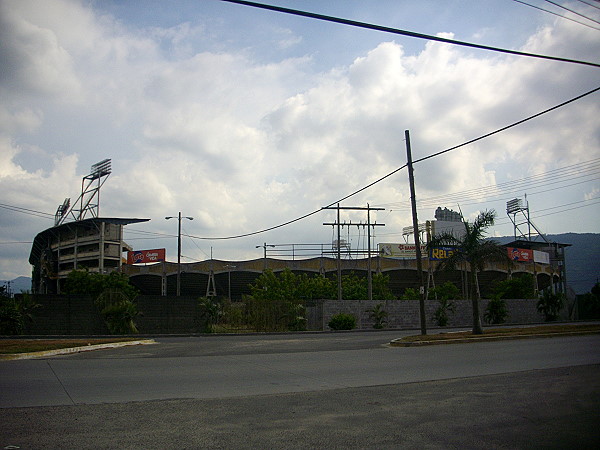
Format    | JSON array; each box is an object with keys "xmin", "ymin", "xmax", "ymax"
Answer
[
  {"xmin": 55, "ymin": 159, "xmax": 112, "ymax": 226},
  {"xmin": 506, "ymin": 196, "xmax": 548, "ymax": 243},
  {"xmin": 78, "ymin": 159, "xmax": 112, "ymax": 221}
]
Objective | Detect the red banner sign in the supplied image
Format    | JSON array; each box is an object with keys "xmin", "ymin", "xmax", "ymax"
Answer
[
  {"xmin": 507, "ymin": 247, "xmax": 533, "ymax": 262},
  {"xmin": 127, "ymin": 249, "xmax": 166, "ymax": 264}
]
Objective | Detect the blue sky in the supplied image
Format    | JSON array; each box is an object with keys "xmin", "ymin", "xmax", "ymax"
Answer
[{"xmin": 0, "ymin": 0, "xmax": 599, "ymax": 280}]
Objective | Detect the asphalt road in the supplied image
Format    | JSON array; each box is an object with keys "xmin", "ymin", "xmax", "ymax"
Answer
[{"xmin": 1, "ymin": 332, "xmax": 599, "ymax": 448}]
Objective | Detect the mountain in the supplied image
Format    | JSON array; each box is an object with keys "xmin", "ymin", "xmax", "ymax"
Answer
[
  {"xmin": 492, "ymin": 233, "xmax": 599, "ymax": 295},
  {"xmin": 1, "ymin": 276, "xmax": 32, "ymax": 295}
]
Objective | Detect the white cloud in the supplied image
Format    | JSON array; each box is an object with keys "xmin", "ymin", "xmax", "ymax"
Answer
[{"xmin": 0, "ymin": 0, "xmax": 598, "ymax": 280}]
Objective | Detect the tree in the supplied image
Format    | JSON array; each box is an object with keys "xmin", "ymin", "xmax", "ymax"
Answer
[
  {"xmin": 492, "ymin": 274, "xmax": 535, "ymax": 299},
  {"xmin": 427, "ymin": 210, "xmax": 511, "ymax": 335}
]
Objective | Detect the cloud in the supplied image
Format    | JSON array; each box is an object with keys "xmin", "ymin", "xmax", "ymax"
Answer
[{"xmin": 0, "ymin": 1, "xmax": 598, "ymax": 279}]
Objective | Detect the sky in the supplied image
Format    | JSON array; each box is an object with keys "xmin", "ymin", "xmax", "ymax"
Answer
[{"xmin": 1, "ymin": 0, "xmax": 599, "ymax": 281}]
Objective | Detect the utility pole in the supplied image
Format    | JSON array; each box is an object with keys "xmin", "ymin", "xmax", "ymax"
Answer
[
  {"xmin": 323, "ymin": 204, "xmax": 384, "ymax": 301},
  {"xmin": 405, "ymin": 130, "xmax": 427, "ymax": 335},
  {"xmin": 165, "ymin": 212, "xmax": 193, "ymax": 296}
]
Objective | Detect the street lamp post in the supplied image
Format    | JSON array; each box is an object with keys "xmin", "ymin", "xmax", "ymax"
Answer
[
  {"xmin": 224, "ymin": 264, "xmax": 236, "ymax": 301},
  {"xmin": 165, "ymin": 212, "xmax": 193, "ymax": 296},
  {"xmin": 256, "ymin": 242, "xmax": 275, "ymax": 270}
]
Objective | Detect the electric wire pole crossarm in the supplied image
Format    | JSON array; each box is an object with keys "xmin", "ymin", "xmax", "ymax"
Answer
[
  {"xmin": 322, "ymin": 204, "xmax": 385, "ymax": 302},
  {"xmin": 165, "ymin": 212, "xmax": 193, "ymax": 296}
]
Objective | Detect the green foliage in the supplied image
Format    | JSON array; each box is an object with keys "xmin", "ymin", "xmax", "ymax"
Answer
[
  {"xmin": 371, "ymin": 273, "xmax": 396, "ymax": 300},
  {"xmin": 537, "ymin": 290, "xmax": 564, "ymax": 322},
  {"xmin": 400, "ymin": 288, "xmax": 420, "ymax": 301},
  {"xmin": 95, "ymin": 288, "xmax": 139, "ymax": 334},
  {"xmin": 429, "ymin": 282, "xmax": 461, "ymax": 301},
  {"xmin": 492, "ymin": 274, "xmax": 535, "ymax": 299},
  {"xmin": 0, "ymin": 292, "xmax": 40, "ymax": 335},
  {"xmin": 64, "ymin": 270, "xmax": 139, "ymax": 300},
  {"xmin": 578, "ymin": 283, "xmax": 600, "ymax": 320},
  {"xmin": 367, "ymin": 303, "xmax": 388, "ymax": 329},
  {"xmin": 432, "ymin": 298, "xmax": 456, "ymax": 326},
  {"xmin": 484, "ymin": 297, "xmax": 509, "ymax": 324},
  {"xmin": 245, "ymin": 269, "xmax": 308, "ymax": 331},
  {"xmin": 339, "ymin": 272, "xmax": 367, "ymax": 300},
  {"xmin": 328, "ymin": 313, "xmax": 356, "ymax": 331},
  {"xmin": 198, "ymin": 297, "xmax": 224, "ymax": 333}
]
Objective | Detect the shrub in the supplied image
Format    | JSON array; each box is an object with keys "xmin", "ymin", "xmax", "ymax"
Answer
[
  {"xmin": 432, "ymin": 298, "xmax": 456, "ymax": 326},
  {"xmin": 537, "ymin": 290, "xmax": 564, "ymax": 322},
  {"xmin": 492, "ymin": 274, "xmax": 535, "ymax": 299},
  {"xmin": 0, "ymin": 293, "xmax": 40, "ymax": 335},
  {"xmin": 484, "ymin": 297, "xmax": 509, "ymax": 324},
  {"xmin": 367, "ymin": 303, "xmax": 388, "ymax": 329},
  {"xmin": 198, "ymin": 297, "xmax": 223, "ymax": 333},
  {"xmin": 400, "ymin": 288, "xmax": 420, "ymax": 301},
  {"xmin": 95, "ymin": 288, "xmax": 139, "ymax": 334},
  {"xmin": 328, "ymin": 313, "xmax": 356, "ymax": 331}
]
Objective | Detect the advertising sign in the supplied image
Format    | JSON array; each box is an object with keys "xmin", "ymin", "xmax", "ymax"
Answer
[
  {"xmin": 429, "ymin": 246, "xmax": 458, "ymax": 261},
  {"xmin": 507, "ymin": 247, "xmax": 533, "ymax": 262},
  {"xmin": 127, "ymin": 248, "xmax": 166, "ymax": 264},
  {"xmin": 379, "ymin": 243, "xmax": 427, "ymax": 259},
  {"xmin": 533, "ymin": 250, "xmax": 550, "ymax": 264}
]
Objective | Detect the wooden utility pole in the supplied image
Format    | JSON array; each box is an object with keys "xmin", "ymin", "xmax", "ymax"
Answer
[{"xmin": 405, "ymin": 130, "xmax": 427, "ymax": 335}]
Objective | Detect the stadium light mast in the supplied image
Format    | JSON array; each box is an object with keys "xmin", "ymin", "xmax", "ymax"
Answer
[{"xmin": 165, "ymin": 212, "xmax": 193, "ymax": 296}]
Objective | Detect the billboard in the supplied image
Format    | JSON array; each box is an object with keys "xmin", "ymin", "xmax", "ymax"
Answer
[
  {"xmin": 127, "ymin": 249, "xmax": 166, "ymax": 264},
  {"xmin": 507, "ymin": 247, "xmax": 533, "ymax": 262},
  {"xmin": 379, "ymin": 243, "xmax": 427, "ymax": 259},
  {"xmin": 533, "ymin": 250, "xmax": 550, "ymax": 264},
  {"xmin": 429, "ymin": 246, "xmax": 458, "ymax": 261}
]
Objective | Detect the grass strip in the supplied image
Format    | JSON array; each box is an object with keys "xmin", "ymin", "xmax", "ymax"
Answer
[
  {"xmin": 398, "ymin": 324, "xmax": 600, "ymax": 343},
  {"xmin": 0, "ymin": 338, "xmax": 138, "ymax": 355}
]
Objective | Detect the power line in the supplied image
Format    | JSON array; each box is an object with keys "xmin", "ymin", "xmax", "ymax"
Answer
[
  {"xmin": 178, "ymin": 85, "xmax": 599, "ymax": 241},
  {"xmin": 412, "ymin": 86, "xmax": 600, "ymax": 164},
  {"xmin": 543, "ymin": 0, "xmax": 600, "ymax": 25},
  {"xmin": 221, "ymin": 0, "xmax": 600, "ymax": 67},
  {"xmin": 376, "ymin": 159, "xmax": 600, "ymax": 210},
  {"xmin": 0, "ymin": 203, "xmax": 54, "ymax": 220},
  {"xmin": 511, "ymin": 0, "xmax": 600, "ymax": 30}
]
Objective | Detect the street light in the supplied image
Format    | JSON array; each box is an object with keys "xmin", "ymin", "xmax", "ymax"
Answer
[
  {"xmin": 224, "ymin": 264, "xmax": 236, "ymax": 301},
  {"xmin": 165, "ymin": 212, "xmax": 193, "ymax": 296},
  {"xmin": 256, "ymin": 242, "xmax": 275, "ymax": 270}
]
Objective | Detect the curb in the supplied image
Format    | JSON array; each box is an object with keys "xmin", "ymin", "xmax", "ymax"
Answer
[
  {"xmin": 0, "ymin": 339, "xmax": 157, "ymax": 360},
  {"xmin": 389, "ymin": 330, "xmax": 600, "ymax": 347}
]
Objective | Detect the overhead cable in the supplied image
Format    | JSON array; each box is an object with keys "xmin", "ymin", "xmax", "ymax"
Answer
[
  {"xmin": 543, "ymin": 0, "xmax": 600, "ymax": 25},
  {"xmin": 412, "ymin": 86, "xmax": 600, "ymax": 164},
  {"xmin": 221, "ymin": 0, "xmax": 600, "ymax": 67},
  {"xmin": 511, "ymin": 0, "xmax": 600, "ymax": 30}
]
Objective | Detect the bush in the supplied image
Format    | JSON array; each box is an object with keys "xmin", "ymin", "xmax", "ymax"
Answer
[
  {"xmin": 484, "ymin": 297, "xmax": 508, "ymax": 324},
  {"xmin": 328, "ymin": 313, "xmax": 356, "ymax": 330},
  {"xmin": 537, "ymin": 290, "xmax": 564, "ymax": 322},
  {"xmin": 95, "ymin": 289, "xmax": 139, "ymax": 334},
  {"xmin": 367, "ymin": 303, "xmax": 388, "ymax": 329},
  {"xmin": 492, "ymin": 274, "xmax": 535, "ymax": 299},
  {"xmin": 400, "ymin": 288, "xmax": 420, "ymax": 301},
  {"xmin": 432, "ymin": 298, "xmax": 456, "ymax": 326},
  {"xmin": 0, "ymin": 292, "xmax": 40, "ymax": 335}
]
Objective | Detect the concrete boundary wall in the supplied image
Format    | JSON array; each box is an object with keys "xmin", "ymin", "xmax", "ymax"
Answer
[{"xmin": 308, "ymin": 298, "xmax": 563, "ymax": 331}]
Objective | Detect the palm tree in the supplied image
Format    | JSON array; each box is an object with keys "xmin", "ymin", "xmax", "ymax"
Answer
[{"xmin": 427, "ymin": 210, "xmax": 510, "ymax": 334}]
